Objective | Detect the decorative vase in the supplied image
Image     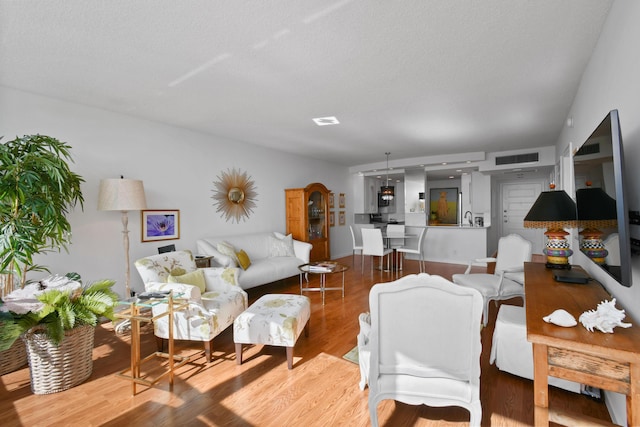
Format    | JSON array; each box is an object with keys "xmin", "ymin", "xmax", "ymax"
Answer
[{"xmin": 22, "ymin": 324, "xmax": 95, "ymax": 394}]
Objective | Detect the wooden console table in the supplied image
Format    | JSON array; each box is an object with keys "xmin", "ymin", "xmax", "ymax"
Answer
[{"xmin": 524, "ymin": 262, "xmax": 640, "ymax": 426}]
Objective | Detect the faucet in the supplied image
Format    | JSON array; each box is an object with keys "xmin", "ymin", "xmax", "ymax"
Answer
[{"xmin": 464, "ymin": 211, "xmax": 473, "ymax": 226}]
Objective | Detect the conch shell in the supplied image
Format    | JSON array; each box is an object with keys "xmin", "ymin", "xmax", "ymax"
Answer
[
  {"xmin": 579, "ymin": 298, "xmax": 632, "ymax": 333},
  {"xmin": 543, "ymin": 309, "xmax": 577, "ymax": 327}
]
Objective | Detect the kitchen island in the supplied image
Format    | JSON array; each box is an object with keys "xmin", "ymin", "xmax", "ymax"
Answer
[
  {"xmin": 352, "ymin": 220, "xmax": 489, "ymax": 265},
  {"xmin": 412, "ymin": 224, "xmax": 488, "ymax": 265}
]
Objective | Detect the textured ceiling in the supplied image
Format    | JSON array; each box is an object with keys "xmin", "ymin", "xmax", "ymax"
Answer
[{"xmin": 0, "ymin": 1, "xmax": 612, "ymax": 168}]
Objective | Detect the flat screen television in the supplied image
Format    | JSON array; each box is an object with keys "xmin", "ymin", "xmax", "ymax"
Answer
[{"xmin": 573, "ymin": 109, "xmax": 632, "ymax": 287}]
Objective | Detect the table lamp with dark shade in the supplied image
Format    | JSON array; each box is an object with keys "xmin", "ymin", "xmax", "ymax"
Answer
[
  {"xmin": 576, "ymin": 186, "xmax": 617, "ymax": 265},
  {"xmin": 524, "ymin": 189, "xmax": 577, "ymax": 269}
]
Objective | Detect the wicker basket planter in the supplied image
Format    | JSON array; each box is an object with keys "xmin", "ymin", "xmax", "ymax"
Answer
[
  {"xmin": 0, "ymin": 338, "xmax": 28, "ymax": 376},
  {"xmin": 22, "ymin": 324, "xmax": 95, "ymax": 394}
]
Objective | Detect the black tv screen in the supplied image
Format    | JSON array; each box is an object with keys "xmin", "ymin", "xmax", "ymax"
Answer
[{"xmin": 573, "ymin": 110, "xmax": 632, "ymax": 287}]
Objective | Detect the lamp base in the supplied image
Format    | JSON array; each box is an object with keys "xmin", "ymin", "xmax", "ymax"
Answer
[
  {"xmin": 545, "ymin": 262, "xmax": 572, "ymax": 270},
  {"xmin": 543, "ymin": 229, "xmax": 573, "ymax": 270}
]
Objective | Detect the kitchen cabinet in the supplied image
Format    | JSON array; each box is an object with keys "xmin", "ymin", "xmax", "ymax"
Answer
[
  {"xmin": 285, "ymin": 182, "xmax": 330, "ymax": 261},
  {"xmin": 471, "ymin": 171, "xmax": 491, "ymax": 218},
  {"xmin": 352, "ymin": 175, "xmax": 378, "ymax": 214}
]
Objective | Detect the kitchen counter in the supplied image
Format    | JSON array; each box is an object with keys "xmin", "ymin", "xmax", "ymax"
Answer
[
  {"xmin": 421, "ymin": 225, "xmax": 488, "ymax": 264},
  {"xmin": 427, "ymin": 224, "xmax": 489, "ymax": 229}
]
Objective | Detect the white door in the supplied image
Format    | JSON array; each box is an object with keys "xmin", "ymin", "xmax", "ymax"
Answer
[{"xmin": 501, "ymin": 181, "xmax": 545, "ymax": 254}]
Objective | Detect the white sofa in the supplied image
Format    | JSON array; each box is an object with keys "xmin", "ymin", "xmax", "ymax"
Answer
[{"xmin": 196, "ymin": 232, "xmax": 312, "ymax": 290}]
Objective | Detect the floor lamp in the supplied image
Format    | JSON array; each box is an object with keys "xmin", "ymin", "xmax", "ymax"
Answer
[{"xmin": 98, "ymin": 177, "xmax": 147, "ymax": 297}]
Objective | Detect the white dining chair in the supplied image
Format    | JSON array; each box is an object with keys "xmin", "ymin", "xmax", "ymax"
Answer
[
  {"xmin": 361, "ymin": 228, "xmax": 393, "ymax": 273},
  {"xmin": 350, "ymin": 224, "xmax": 374, "ymax": 267},
  {"xmin": 384, "ymin": 224, "xmax": 405, "ymax": 249},
  {"xmin": 396, "ymin": 227, "xmax": 427, "ymax": 272}
]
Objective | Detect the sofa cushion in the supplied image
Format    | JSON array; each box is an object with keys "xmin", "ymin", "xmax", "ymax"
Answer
[
  {"xmin": 237, "ymin": 257, "xmax": 302, "ymax": 289},
  {"xmin": 236, "ymin": 249, "xmax": 251, "ymax": 270},
  {"xmin": 217, "ymin": 241, "xmax": 238, "ymax": 266},
  {"xmin": 269, "ymin": 234, "xmax": 295, "ymax": 257},
  {"xmin": 168, "ymin": 269, "xmax": 206, "ymax": 293}
]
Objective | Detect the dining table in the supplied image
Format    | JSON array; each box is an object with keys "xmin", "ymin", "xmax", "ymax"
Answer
[{"xmin": 381, "ymin": 232, "xmax": 416, "ymax": 271}]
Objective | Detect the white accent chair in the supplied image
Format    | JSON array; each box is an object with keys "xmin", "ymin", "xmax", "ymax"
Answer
[
  {"xmin": 357, "ymin": 312, "xmax": 371, "ymax": 390},
  {"xmin": 361, "ymin": 228, "xmax": 393, "ymax": 273},
  {"xmin": 396, "ymin": 227, "xmax": 427, "ymax": 272},
  {"xmin": 349, "ymin": 224, "xmax": 374, "ymax": 267},
  {"xmin": 368, "ymin": 273, "xmax": 483, "ymax": 427},
  {"xmin": 603, "ymin": 232, "xmax": 620, "ymax": 265},
  {"xmin": 134, "ymin": 250, "xmax": 248, "ymax": 362},
  {"xmin": 452, "ymin": 234, "xmax": 532, "ymax": 326}
]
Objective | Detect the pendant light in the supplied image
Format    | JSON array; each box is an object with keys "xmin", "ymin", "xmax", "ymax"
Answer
[{"xmin": 380, "ymin": 152, "xmax": 394, "ymax": 201}]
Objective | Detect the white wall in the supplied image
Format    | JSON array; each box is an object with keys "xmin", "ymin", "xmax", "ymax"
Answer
[
  {"xmin": 0, "ymin": 86, "xmax": 353, "ymax": 296},
  {"xmin": 556, "ymin": 1, "xmax": 640, "ymax": 424}
]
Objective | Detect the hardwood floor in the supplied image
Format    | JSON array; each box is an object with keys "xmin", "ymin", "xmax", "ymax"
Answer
[{"xmin": 1, "ymin": 257, "xmax": 611, "ymax": 426}]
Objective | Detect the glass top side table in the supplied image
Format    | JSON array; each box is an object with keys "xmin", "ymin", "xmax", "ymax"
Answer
[
  {"xmin": 114, "ymin": 291, "xmax": 190, "ymax": 395},
  {"xmin": 298, "ymin": 262, "xmax": 349, "ymax": 305}
]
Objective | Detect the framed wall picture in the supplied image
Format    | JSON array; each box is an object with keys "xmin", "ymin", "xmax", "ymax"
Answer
[
  {"xmin": 329, "ymin": 211, "xmax": 335, "ymax": 227},
  {"xmin": 339, "ymin": 193, "xmax": 345, "ymax": 208},
  {"xmin": 141, "ymin": 210, "xmax": 180, "ymax": 242},
  {"xmin": 329, "ymin": 192, "xmax": 335, "ymax": 209},
  {"xmin": 339, "ymin": 211, "xmax": 345, "ymax": 226},
  {"xmin": 429, "ymin": 188, "xmax": 458, "ymax": 225}
]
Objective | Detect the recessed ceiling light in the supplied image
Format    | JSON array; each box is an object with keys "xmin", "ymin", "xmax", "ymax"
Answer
[
  {"xmin": 456, "ymin": 169, "xmax": 462, "ymax": 172},
  {"xmin": 449, "ymin": 176, "xmax": 454, "ymax": 179},
  {"xmin": 312, "ymin": 116, "xmax": 340, "ymax": 126},
  {"xmin": 442, "ymin": 162, "xmax": 448, "ymax": 165}
]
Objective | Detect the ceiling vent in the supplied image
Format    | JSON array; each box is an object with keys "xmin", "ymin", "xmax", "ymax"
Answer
[
  {"xmin": 575, "ymin": 143, "xmax": 600, "ymax": 156},
  {"xmin": 495, "ymin": 152, "xmax": 539, "ymax": 166}
]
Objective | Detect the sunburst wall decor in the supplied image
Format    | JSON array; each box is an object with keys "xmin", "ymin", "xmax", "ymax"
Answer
[{"xmin": 212, "ymin": 168, "xmax": 258, "ymax": 223}]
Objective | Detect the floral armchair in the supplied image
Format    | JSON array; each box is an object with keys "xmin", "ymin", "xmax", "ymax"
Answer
[{"xmin": 134, "ymin": 250, "xmax": 247, "ymax": 362}]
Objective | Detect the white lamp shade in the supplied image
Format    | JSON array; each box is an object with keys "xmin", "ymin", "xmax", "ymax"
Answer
[{"xmin": 98, "ymin": 178, "xmax": 147, "ymax": 211}]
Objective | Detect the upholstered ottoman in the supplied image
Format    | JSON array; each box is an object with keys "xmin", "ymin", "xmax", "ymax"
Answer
[
  {"xmin": 234, "ymin": 294, "xmax": 311, "ymax": 369},
  {"xmin": 490, "ymin": 304, "xmax": 581, "ymax": 393}
]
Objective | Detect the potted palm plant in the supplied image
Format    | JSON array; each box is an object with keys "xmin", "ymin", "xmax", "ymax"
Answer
[
  {"xmin": 0, "ymin": 273, "xmax": 118, "ymax": 394},
  {"xmin": 0, "ymin": 134, "xmax": 84, "ymax": 295},
  {"xmin": 0, "ymin": 134, "xmax": 97, "ymax": 390}
]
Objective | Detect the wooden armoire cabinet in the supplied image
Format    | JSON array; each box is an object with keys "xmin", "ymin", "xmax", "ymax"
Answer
[{"xmin": 285, "ymin": 182, "xmax": 330, "ymax": 262}]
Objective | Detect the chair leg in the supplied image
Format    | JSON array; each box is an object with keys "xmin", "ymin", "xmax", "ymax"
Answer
[
  {"xmin": 286, "ymin": 346, "xmax": 294, "ymax": 369},
  {"xmin": 235, "ymin": 343, "xmax": 243, "ymax": 365},
  {"xmin": 155, "ymin": 336, "xmax": 166, "ymax": 352},
  {"xmin": 204, "ymin": 339, "xmax": 213, "ymax": 362}
]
